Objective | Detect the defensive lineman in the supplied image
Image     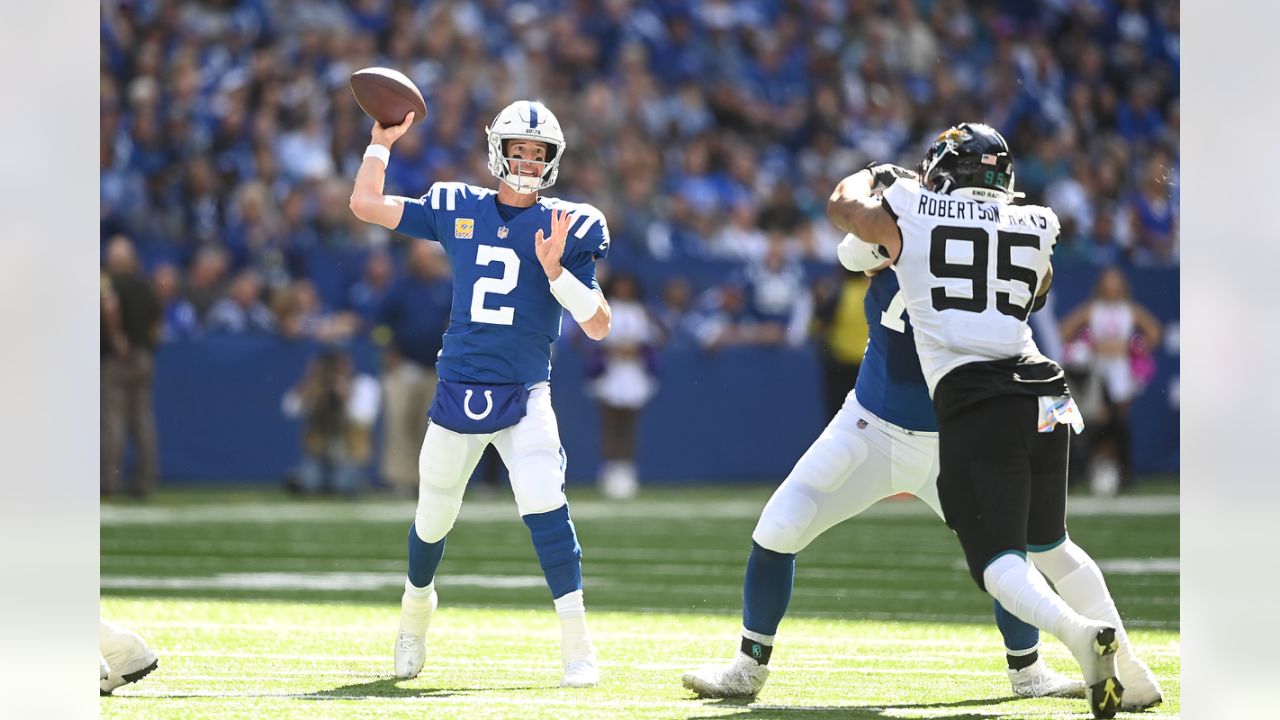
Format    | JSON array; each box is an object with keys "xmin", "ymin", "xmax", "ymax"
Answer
[
  {"xmin": 826, "ymin": 123, "xmax": 1161, "ymax": 717},
  {"xmin": 349, "ymin": 100, "xmax": 611, "ymax": 687},
  {"xmin": 682, "ymin": 225, "xmax": 1083, "ymax": 699}
]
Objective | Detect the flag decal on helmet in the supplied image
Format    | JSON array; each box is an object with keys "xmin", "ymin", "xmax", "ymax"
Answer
[{"xmin": 981, "ymin": 154, "xmax": 998, "ymax": 165}]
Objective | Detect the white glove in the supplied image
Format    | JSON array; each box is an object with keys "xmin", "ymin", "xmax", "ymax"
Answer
[{"xmin": 837, "ymin": 233, "xmax": 891, "ymax": 272}]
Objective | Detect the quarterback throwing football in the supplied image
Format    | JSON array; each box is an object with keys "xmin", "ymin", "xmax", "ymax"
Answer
[{"xmin": 350, "ymin": 100, "xmax": 611, "ymax": 688}]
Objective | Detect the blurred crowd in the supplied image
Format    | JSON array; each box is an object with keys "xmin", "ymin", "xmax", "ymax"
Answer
[
  {"xmin": 99, "ymin": 0, "xmax": 1179, "ymax": 494},
  {"xmin": 101, "ymin": 0, "xmax": 1179, "ymax": 331}
]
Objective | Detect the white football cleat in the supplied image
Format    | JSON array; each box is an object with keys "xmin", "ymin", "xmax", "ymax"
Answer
[
  {"xmin": 1117, "ymin": 649, "xmax": 1163, "ymax": 711},
  {"xmin": 1065, "ymin": 623, "xmax": 1122, "ymax": 719},
  {"xmin": 1008, "ymin": 657, "xmax": 1086, "ymax": 698},
  {"xmin": 394, "ymin": 586, "xmax": 437, "ymax": 679},
  {"xmin": 560, "ymin": 637, "xmax": 599, "ymax": 688},
  {"xmin": 100, "ymin": 622, "xmax": 158, "ymax": 695},
  {"xmin": 682, "ymin": 653, "xmax": 770, "ymax": 698}
]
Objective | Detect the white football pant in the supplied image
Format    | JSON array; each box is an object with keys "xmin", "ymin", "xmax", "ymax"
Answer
[
  {"xmin": 752, "ymin": 391, "xmax": 941, "ymax": 554},
  {"xmin": 414, "ymin": 382, "xmax": 567, "ymax": 543}
]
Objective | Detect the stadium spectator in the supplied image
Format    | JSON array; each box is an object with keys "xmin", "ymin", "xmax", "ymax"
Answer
[
  {"xmin": 587, "ymin": 274, "xmax": 659, "ymax": 500},
  {"xmin": 150, "ymin": 262, "xmax": 200, "ymax": 342},
  {"xmin": 274, "ymin": 279, "xmax": 359, "ymax": 343},
  {"xmin": 101, "ymin": 235, "xmax": 161, "ymax": 498},
  {"xmin": 690, "ymin": 284, "xmax": 787, "ymax": 352},
  {"xmin": 651, "ymin": 276, "xmax": 700, "ymax": 349},
  {"xmin": 183, "ymin": 245, "xmax": 230, "ymax": 322},
  {"xmin": 1059, "ymin": 267, "xmax": 1163, "ymax": 496},
  {"xmin": 206, "ymin": 269, "xmax": 276, "ymax": 335},
  {"xmin": 374, "ymin": 240, "xmax": 452, "ymax": 495},
  {"xmin": 345, "ymin": 250, "xmax": 397, "ymax": 331},
  {"xmin": 281, "ymin": 348, "xmax": 381, "ymax": 495},
  {"xmin": 742, "ymin": 239, "xmax": 813, "ymax": 347}
]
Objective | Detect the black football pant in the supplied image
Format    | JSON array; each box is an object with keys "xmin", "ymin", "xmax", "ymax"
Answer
[{"xmin": 935, "ymin": 393, "xmax": 1070, "ymax": 590}]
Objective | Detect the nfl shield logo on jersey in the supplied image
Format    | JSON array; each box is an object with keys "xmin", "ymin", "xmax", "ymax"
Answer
[
  {"xmin": 497, "ymin": 226, "xmax": 509, "ymax": 239},
  {"xmin": 454, "ymin": 218, "xmax": 474, "ymax": 240}
]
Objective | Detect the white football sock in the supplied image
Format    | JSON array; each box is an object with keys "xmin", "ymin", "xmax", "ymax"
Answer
[
  {"xmin": 741, "ymin": 627, "xmax": 774, "ymax": 646},
  {"xmin": 983, "ymin": 553, "xmax": 1091, "ymax": 646},
  {"xmin": 1031, "ymin": 540, "xmax": 1136, "ymax": 660},
  {"xmin": 404, "ymin": 578, "xmax": 434, "ymax": 599},
  {"xmin": 555, "ymin": 590, "xmax": 592, "ymax": 655}
]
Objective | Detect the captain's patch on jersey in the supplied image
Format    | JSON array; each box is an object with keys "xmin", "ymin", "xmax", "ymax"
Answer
[{"xmin": 454, "ymin": 218, "xmax": 475, "ymax": 240}]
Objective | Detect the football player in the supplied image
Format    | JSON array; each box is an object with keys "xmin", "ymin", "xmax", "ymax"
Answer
[
  {"xmin": 682, "ymin": 195, "xmax": 1084, "ymax": 701},
  {"xmin": 349, "ymin": 100, "xmax": 611, "ymax": 688},
  {"xmin": 824, "ymin": 123, "xmax": 1162, "ymax": 718}
]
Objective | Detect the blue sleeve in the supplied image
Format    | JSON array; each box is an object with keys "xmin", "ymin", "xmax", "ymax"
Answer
[
  {"xmin": 395, "ymin": 192, "xmax": 439, "ymax": 242},
  {"xmin": 564, "ymin": 209, "xmax": 611, "ymax": 291}
]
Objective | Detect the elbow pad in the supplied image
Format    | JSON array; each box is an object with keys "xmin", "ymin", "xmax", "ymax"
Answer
[{"xmin": 837, "ymin": 233, "xmax": 890, "ymax": 272}]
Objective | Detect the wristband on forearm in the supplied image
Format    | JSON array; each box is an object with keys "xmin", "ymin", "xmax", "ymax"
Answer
[
  {"xmin": 364, "ymin": 144, "xmax": 390, "ymax": 166},
  {"xmin": 548, "ymin": 270, "xmax": 599, "ymax": 323}
]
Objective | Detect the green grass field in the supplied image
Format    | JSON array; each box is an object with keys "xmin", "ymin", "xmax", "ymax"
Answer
[{"xmin": 101, "ymin": 484, "xmax": 1179, "ymax": 719}]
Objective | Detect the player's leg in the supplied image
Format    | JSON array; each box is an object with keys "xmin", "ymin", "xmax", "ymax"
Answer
[
  {"xmin": 910, "ymin": 440, "xmax": 1082, "ymax": 699},
  {"xmin": 396, "ymin": 421, "xmax": 487, "ymax": 679},
  {"xmin": 127, "ymin": 351, "xmax": 160, "ymax": 497},
  {"xmin": 493, "ymin": 384, "xmax": 597, "ymax": 687},
  {"xmin": 100, "ymin": 619, "xmax": 158, "ymax": 695},
  {"xmin": 1025, "ymin": 430, "xmax": 1163, "ymax": 711},
  {"xmin": 937, "ymin": 395, "xmax": 1120, "ymax": 718},
  {"xmin": 684, "ymin": 395, "xmax": 896, "ymax": 698},
  {"xmin": 100, "ymin": 358, "xmax": 126, "ymax": 496}
]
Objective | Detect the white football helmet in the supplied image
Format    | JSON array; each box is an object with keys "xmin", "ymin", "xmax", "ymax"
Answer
[{"xmin": 485, "ymin": 100, "xmax": 566, "ymax": 194}]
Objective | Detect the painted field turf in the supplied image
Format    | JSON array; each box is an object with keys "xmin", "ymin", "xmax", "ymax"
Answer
[{"xmin": 102, "ymin": 485, "xmax": 1179, "ymax": 719}]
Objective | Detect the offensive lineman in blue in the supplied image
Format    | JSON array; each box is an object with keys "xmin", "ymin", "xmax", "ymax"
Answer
[
  {"xmin": 349, "ymin": 100, "xmax": 610, "ymax": 688},
  {"xmin": 682, "ymin": 178, "xmax": 1083, "ymax": 700}
]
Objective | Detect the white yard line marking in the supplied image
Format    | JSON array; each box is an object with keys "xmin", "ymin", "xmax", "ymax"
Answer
[
  {"xmin": 102, "ymin": 572, "xmax": 545, "ymax": 592},
  {"xmin": 102, "ymin": 495, "xmax": 1178, "ymax": 525}
]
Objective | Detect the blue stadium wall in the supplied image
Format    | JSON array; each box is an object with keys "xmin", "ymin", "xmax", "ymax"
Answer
[{"xmin": 150, "ymin": 266, "xmax": 1178, "ymax": 485}]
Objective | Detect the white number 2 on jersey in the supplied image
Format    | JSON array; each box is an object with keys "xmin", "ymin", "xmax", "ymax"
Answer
[
  {"xmin": 471, "ymin": 245, "xmax": 519, "ymax": 325},
  {"xmin": 880, "ymin": 290, "xmax": 907, "ymax": 333}
]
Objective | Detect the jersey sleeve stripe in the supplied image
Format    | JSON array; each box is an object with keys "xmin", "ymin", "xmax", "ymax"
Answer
[{"xmin": 573, "ymin": 214, "xmax": 599, "ymax": 239}]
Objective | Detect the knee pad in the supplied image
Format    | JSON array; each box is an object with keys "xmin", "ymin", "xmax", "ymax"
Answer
[
  {"xmin": 414, "ymin": 492, "xmax": 461, "ymax": 544},
  {"xmin": 509, "ymin": 446, "xmax": 568, "ymax": 516},
  {"xmin": 752, "ymin": 483, "xmax": 820, "ymax": 554}
]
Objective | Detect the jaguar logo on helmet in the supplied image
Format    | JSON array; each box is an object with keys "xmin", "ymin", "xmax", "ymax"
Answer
[
  {"xmin": 920, "ymin": 122, "xmax": 1022, "ymax": 203},
  {"xmin": 484, "ymin": 100, "xmax": 566, "ymax": 195}
]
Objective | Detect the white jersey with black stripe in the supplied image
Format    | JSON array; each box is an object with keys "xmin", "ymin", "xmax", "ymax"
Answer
[{"xmin": 881, "ymin": 179, "xmax": 1061, "ymax": 395}]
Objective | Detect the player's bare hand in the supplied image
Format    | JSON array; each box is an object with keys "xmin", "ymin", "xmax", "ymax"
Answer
[
  {"xmin": 535, "ymin": 208, "xmax": 575, "ymax": 281},
  {"xmin": 371, "ymin": 111, "xmax": 415, "ymax": 148}
]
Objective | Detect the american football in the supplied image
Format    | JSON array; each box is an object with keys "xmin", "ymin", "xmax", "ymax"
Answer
[{"xmin": 349, "ymin": 67, "xmax": 427, "ymax": 127}]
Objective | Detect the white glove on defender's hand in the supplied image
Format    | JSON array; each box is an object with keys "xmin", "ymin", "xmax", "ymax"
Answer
[{"xmin": 837, "ymin": 233, "xmax": 891, "ymax": 272}]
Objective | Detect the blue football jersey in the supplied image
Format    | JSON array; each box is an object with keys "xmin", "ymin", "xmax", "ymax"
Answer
[
  {"xmin": 853, "ymin": 271, "xmax": 938, "ymax": 432},
  {"xmin": 396, "ymin": 182, "xmax": 610, "ymax": 385}
]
